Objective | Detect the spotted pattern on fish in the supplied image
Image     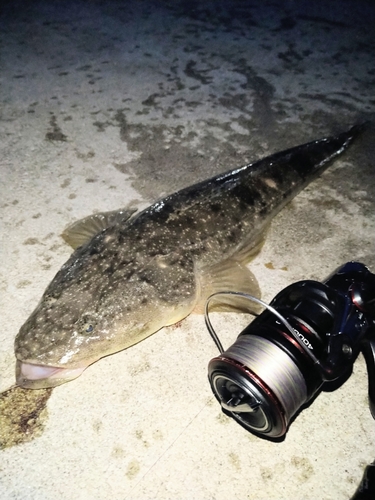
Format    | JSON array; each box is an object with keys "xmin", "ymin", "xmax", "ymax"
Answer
[{"xmin": 14, "ymin": 124, "xmax": 366, "ymax": 388}]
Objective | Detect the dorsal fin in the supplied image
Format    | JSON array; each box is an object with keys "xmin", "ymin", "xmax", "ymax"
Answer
[{"xmin": 61, "ymin": 208, "xmax": 138, "ymax": 249}]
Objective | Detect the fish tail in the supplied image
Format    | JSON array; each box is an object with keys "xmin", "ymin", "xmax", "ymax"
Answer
[
  {"xmin": 337, "ymin": 121, "xmax": 369, "ymax": 149},
  {"xmin": 282, "ymin": 122, "xmax": 369, "ymax": 181}
]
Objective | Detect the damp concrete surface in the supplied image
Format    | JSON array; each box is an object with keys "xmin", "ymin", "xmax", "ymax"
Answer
[{"xmin": 0, "ymin": 1, "xmax": 375, "ymax": 499}]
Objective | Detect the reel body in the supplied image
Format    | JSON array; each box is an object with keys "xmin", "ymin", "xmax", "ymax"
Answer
[{"xmin": 207, "ymin": 262, "xmax": 375, "ymax": 439}]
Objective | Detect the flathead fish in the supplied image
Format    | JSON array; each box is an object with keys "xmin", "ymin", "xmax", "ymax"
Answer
[{"xmin": 15, "ymin": 124, "xmax": 364, "ymax": 388}]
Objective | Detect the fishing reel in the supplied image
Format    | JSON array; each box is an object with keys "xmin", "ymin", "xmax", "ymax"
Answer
[{"xmin": 206, "ymin": 261, "xmax": 375, "ymax": 440}]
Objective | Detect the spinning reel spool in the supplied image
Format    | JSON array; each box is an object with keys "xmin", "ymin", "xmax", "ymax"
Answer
[{"xmin": 206, "ymin": 261, "xmax": 375, "ymax": 439}]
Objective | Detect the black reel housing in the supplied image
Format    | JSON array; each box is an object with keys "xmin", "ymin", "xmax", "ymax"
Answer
[{"xmin": 208, "ymin": 262, "xmax": 375, "ymax": 439}]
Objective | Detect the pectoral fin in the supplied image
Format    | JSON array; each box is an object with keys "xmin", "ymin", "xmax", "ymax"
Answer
[
  {"xmin": 62, "ymin": 208, "xmax": 138, "ymax": 249},
  {"xmin": 234, "ymin": 226, "xmax": 270, "ymax": 266},
  {"xmin": 195, "ymin": 259, "xmax": 261, "ymax": 314}
]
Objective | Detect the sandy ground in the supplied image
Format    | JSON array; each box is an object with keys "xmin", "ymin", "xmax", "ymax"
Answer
[{"xmin": 1, "ymin": 1, "xmax": 375, "ymax": 499}]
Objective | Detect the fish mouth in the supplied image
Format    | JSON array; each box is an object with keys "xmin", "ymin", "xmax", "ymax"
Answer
[{"xmin": 16, "ymin": 360, "xmax": 86, "ymax": 389}]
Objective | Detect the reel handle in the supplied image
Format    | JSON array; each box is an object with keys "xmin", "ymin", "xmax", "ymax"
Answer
[
  {"xmin": 362, "ymin": 338, "xmax": 375, "ymax": 419},
  {"xmin": 350, "ymin": 461, "xmax": 375, "ymax": 500}
]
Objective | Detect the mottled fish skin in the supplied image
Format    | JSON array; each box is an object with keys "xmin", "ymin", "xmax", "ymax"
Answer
[{"xmin": 14, "ymin": 124, "xmax": 365, "ymax": 389}]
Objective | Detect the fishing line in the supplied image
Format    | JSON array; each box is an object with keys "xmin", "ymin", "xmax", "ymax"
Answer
[{"xmin": 205, "ymin": 291, "xmax": 322, "ymax": 369}]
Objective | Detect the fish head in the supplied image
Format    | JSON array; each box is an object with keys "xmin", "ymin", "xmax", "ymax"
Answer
[{"xmin": 15, "ymin": 242, "xmax": 197, "ymax": 389}]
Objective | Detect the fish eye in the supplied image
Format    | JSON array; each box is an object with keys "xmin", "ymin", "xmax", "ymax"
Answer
[
  {"xmin": 83, "ymin": 323, "xmax": 94, "ymax": 334},
  {"xmin": 77, "ymin": 313, "xmax": 97, "ymax": 335}
]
